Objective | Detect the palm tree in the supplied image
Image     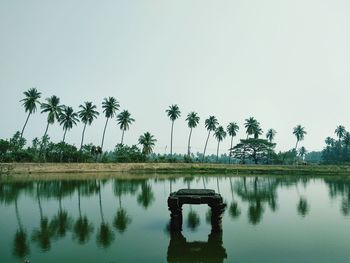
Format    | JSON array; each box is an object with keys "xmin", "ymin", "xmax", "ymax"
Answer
[
  {"xmin": 20, "ymin": 88, "xmax": 41, "ymax": 138},
  {"xmin": 293, "ymin": 125, "xmax": 307, "ymax": 152},
  {"xmin": 40, "ymin": 95, "xmax": 63, "ymax": 141},
  {"xmin": 166, "ymin": 104, "xmax": 181, "ymax": 158},
  {"xmin": 299, "ymin": 146, "xmax": 307, "ymax": 161},
  {"xmin": 117, "ymin": 110, "xmax": 135, "ymax": 144},
  {"xmin": 214, "ymin": 126, "xmax": 227, "ymax": 162},
  {"xmin": 101, "ymin": 97, "xmax": 120, "ymax": 151},
  {"xmin": 227, "ymin": 122, "xmax": 239, "ymax": 163},
  {"xmin": 266, "ymin": 129, "xmax": 276, "ymax": 143},
  {"xmin": 78, "ymin": 102, "xmax": 99, "ymax": 149},
  {"xmin": 202, "ymin": 116, "xmax": 218, "ymax": 162},
  {"xmin": 335, "ymin": 125, "xmax": 346, "ymax": 141},
  {"xmin": 138, "ymin": 132, "xmax": 157, "ymax": 155},
  {"xmin": 244, "ymin": 117, "xmax": 260, "ymax": 138},
  {"xmin": 186, "ymin": 112, "xmax": 200, "ymax": 156},
  {"xmin": 59, "ymin": 106, "xmax": 79, "ymax": 143}
]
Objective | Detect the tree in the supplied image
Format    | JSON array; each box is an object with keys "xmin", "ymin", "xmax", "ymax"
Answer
[
  {"xmin": 244, "ymin": 117, "xmax": 260, "ymax": 138},
  {"xmin": 138, "ymin": 132, "xmax": 157, "ymax": 155},
  {"xmin": 227, "ymin": 122, "xmax": 239, "ymax": 163},
  {"xmin": 299, "ymin": 146, "xmax": 307, "ymax": 161},
  {"xmin": 59, "ymin": 106, "xmax": 79, "ymax": 143},
  {"xmin": 40, "ymin": 95, "xmax": 63, "ymax": 142},
  {"xmin": 293, "ymin": 125, "xmax": 307, "ymax": 151},
  {"xmin": 266, "ymin": 129, "xmax": 276, "ymax": 143},
  {"xmin": 214, "ymin": 126, "xmax": 227, "ymax": 162},
  {"xmin": 335, "ymin": 125, "xmax": 346, "ymax": 141},
  {"xmin": 202, "ymin": 116, "xmax": 218, "ymax": 162},
  {"xmin": 166, "ymin": 104, "xmax": 181, "ymax": 158},
  {"xmin": 20, "ymin": 88, "xmax": 41, "ymax": 139},
  {"xmin": 117, "ymin": 110, "xmax": 135, "ymax": 144},
  {"xmin": 186, "ymin": 112, "xmax": 200, "ymax": 156},
  {"xmin": 101, "ymin": 97, "xmax": 120, "ymax": 151},
  {"xmin": 78, "ymin": 102, "xmax": 99, "ymax": 149}
]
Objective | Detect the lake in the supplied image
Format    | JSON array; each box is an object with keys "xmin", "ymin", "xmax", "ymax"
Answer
[{"xmin": 0, "ymin": 174, "xmax": 350, "ymax": 263}]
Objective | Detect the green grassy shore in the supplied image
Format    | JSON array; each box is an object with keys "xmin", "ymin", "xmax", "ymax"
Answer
[{"xmin": 1, "ymin": 162, "xmax": 350, "ymax": 176}]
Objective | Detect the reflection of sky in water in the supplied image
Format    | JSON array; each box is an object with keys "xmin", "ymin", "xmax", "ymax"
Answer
[{"xmin": 0, "ymin": 176, "xmax": 350, "ymax": 263}]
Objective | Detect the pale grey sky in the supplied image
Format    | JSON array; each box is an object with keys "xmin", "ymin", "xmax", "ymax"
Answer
[{"xmin": 1, "ymin": 0, "xmax": 350, "ymax": 154}]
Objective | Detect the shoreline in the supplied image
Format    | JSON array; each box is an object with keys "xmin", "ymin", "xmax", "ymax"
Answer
[{"xmin": 1, "ymin": 162, "xmax": 350, "ymax": 177}]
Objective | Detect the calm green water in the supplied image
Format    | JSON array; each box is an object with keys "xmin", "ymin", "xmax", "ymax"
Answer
[{"xmin": 1, "ymin": 175, "xmax": 350, "ymax": 263}]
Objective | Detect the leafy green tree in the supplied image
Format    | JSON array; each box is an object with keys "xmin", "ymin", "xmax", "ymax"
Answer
[
  {"xmin": 78, "ymin": 102, "xmax": 99, "ymax": 149},
  {"xmin": 214, "ymin": 126, "xmax": 227, "ymax": 162},
  {"xmin": 117, "ymin": 110, "xmax": 135, "ymax": 145},
  {"xmin": 186, "ymin": 112, "xmax": 200, "ymax": 156},
  {"xmin": 59, "ymin": 106, "xmax": 79, "ymax": 143},
  {"xmin": 244, "ymin": 117, "xmax": 260, "ymax": 138},
  {"xmin": 293, "ymin": 125, "xmax": 307, "ymax": 152},
  {"xmin": 266, "ymin": 128, "xmax": 276, "ymax": 142},
  {"xmin": 299, "ymin": 146, "xmax": 307, "ymax": 161},
  {"xmin": 41, "ymin": 95, "xmax": 63, "ymax": 142},
  {"xmin": 114, "ymin": 144, "xmax": 146, "ymax": 162},
  {"xmin": 166, "ymin": 104, "xmax": 181, "ymax": 158},
  {"xmin": 227, "ymin": 122, "xmax": 239, "ymax": 163},
  {"xmin": 202, "ymin": 116, "xmax": 218, "ymax": 162},
  {"xmin": 138, "ymin": 132, "xmax": 157, "ymax": 155},
  {"xmin": 335, "ymin": 125, "xmax": 346, "ymax": 141},
  {"xmin": 101, "ymin": 97, "xmax": 120, "ymax": 151},
  {"xmin": 20, "ymin": 88, "xmax": 41, "ymax": 138}
]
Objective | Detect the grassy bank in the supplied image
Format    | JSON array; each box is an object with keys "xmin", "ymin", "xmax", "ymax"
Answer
[{"xmin": 1, "ymin": 162, "xmax": 350, "ymax": 176}]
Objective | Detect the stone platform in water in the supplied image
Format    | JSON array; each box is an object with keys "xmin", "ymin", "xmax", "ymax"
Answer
[{"xmin": 167, "ymin": 189, "xmax": 226, "ymax": 232}]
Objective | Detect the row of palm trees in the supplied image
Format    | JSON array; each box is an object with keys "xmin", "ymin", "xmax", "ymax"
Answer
[
  {"xmin": 166, "ymin": 104, "xmax": 307, "ymax": 161},
  {"xmin": 19, "ymin": 88, "xmax": 156, "ymax": 154}
]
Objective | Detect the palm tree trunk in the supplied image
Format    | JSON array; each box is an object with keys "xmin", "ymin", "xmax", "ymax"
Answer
[
  {"xmin": 202, "ymin": 131, "xmax": 211, "ymax": 162},
  {"xmin": 80, "ymin": 123, "xmax": 87, "ymax": 149},
  {"xmin": 37, "ymin": 184, "xmax": 43, "ymax": 220},
  {"xmin": 98, "ymin": 182, "xmax": 104, "ymax": 223},
  {"xmin": 62, "ymin": 129, "xmax": 67, "ymax": 143},
  {"xmin": 121, "ymin": 129, "xmax": 125, "ymax": 144},
  {"xmin": 216, "ymin": 140, "xmax": 220, "ymax": 162},
  {"xmin": 39, "ymin": 121, "xmax": 50, "ymax": 159},
  {"xmin": 229, "ymin": 136, "xmax": 233, "ymax": 164},
  {"xmin": 20, "ymin": 112, "xmax": 31, "ymax": 139},
  {"xmin": 187, "ymin": 128, "xmax": 193, "ymax": 156},
  {"xmin": 101, "ymin": 117, "xmax": 109, "ymax": 150},
  {"xmin": 43, "ymin": 121, "xmax": 50, "ymax": 139},
  {"xmin": 170, "ymin": 121, "xmax": 174, "ymax": 158},
  {"xmin": 60, "ymin": 129, "xmax": 67, "ymax": 162}
]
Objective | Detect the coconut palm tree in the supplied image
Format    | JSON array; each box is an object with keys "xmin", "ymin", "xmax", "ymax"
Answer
[
  {"xmin": 78, "ymin": 102, "xmax": 99, "ymax": 149},
  {"xmin": 138, "ymin": 132, "xmax": 157, "ymax": 155},
  {"xmin": 299, "ymin": 146, "xmax": 307, "ymax": 161},
  {"xmin": 117, "ymin": 110, "xmax": 135, "ymax": 144},
  {"xmin": 266, "ymin": 129, "xmax": 276, "ymax": 143},
  {"xmin": 101, "ymin": 97, "xmax": 120, "ymax": 151},
  {"xmin": 20, "ymin": 88, "xmax": 41, "ymax": 138},
  {"xmin": 214, "ymin": 126, "xmax": 227, "ymax": 162},
  {"xmin": 166, "ymin": 104, "xmax": 181, "ymax": 158},
  {"xmin": 227, "ymin": 122, "xmax": 239, "ymax": 163},
  {"xmin": 40, "ymin": 95, "xmax": 63, "ymax": 141},
  {"xmin": 244, "ymin": 117, "xmax": 260, "ymax": 138},
  {"xmin": 202, "ymin": 116, "xmax": 218, "ymax": 162},
  {"xmin": 293, "ymin": 125, "xmax": 307, "ymax": 152},
  {"xmin": 186, "ymin": 112, "xmax": 200, "ymax": 156},
  {"xmin": 335, "ymin": 125, "xmax": 346, "ymax": 141},
  {"xmin": 59, "ymin": 106, "xmax": 79, "ymax": 143}
]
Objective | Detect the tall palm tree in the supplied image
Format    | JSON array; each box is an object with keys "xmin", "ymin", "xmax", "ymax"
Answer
[
  {"xmin": 293, "ymin": 125, "xmax": 307, "ymax": 152},
  {"xmin": 186, "ymin": 112, "xmax": 200, "ymax": 156},
  {"xmin": 214, "ymin": 126, "xmax": 227, "ymax": 162},
  {"xmin": 266, "ymin": 128, "xmax": 276, "ymax": 143},
  {"xmin": 117, "ymin": 110, "xmax": 135, "ymax": 144},
  {"xmin": 59, "ymin": 106, "xmax": 79, "ymax": 143},
  {"xmin": 40, "ymin": 95, "xmax": 63, "ymax": 141},
  {"xmin": 78, "ymin": 102, "xmax": 99, "ymax": 149},
  {"xmin": 244, "ymin": 117, "xmax": 261, "ymax": 138},
  {"xmin": 335, "ymin": 125, "xmax": 346, "ymax": 141},
  {"xmin": 166, "ymin": 104, "xmax": 181, "ymax": 158},
  {"xmin": 101, "ymin": 97, "xmax": 120, "ymax": 151},
  {"xmin": 20, "ymin": 88, "xmax": 41, "ymax": 138},
  {"xmin": 202, "ymin": 116, "xmax": 218, "ymax": 162},
  {"xmin": 227, "ymin": 122, "xmax": 239, "ymax": 163},
  {"xmin": 138, "ymin": 132, "xmax": 157, "ymax": 155}
]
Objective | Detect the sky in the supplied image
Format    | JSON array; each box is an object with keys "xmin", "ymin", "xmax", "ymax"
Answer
[{"xmin": 1, "ymin": 0, "xmax": 350, "ymax": 155}]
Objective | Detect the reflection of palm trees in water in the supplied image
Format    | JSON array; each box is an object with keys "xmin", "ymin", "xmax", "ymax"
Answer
[
  {"xmin": 113, "ymin": 180, "xmax": 133, "ymax": 233},
  {"xmin": 324, "ymin": 178, "xmax": 350, "ymax": 216},
  {"xmin": 295, "ymin": 182, "xmax": 309, "ymax": 217},
  {"xmin": 229, "ymin": 177, "xmax": 241, "ymax": 219},
  {"xmin": 96, "ymin": 181, "xmax": 114, "ymax": 248},
  {"xmin": 73, "ymin": 182, "xmax": 94, "ymax": 244},
  {"xmin": 183, "ymin": 177, "xmax": 200, "ymax": 231},
  {"xmin": 137, "ymin": 182, "xmax": 155, "ymax": 209}
]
